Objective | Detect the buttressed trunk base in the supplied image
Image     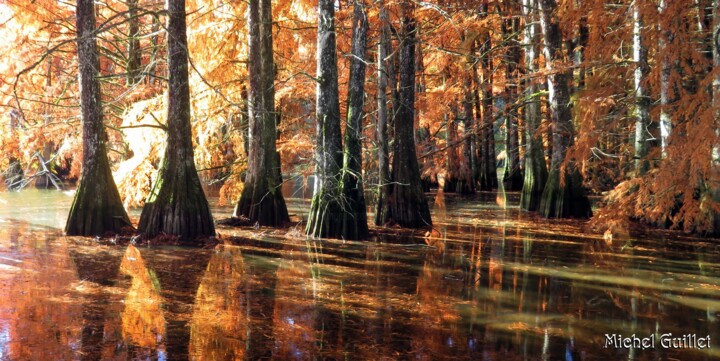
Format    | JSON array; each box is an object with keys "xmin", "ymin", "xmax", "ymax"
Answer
[
  {"xmin": 138, "ymin": 0, "xmax": 215, "ymax": 242},
  {"xmin": 66, "ymin": 0, "xmax": 131, "ymax": 236}
]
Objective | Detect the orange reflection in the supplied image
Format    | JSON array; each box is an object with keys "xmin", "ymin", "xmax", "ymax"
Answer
[
  {"xmin": 496, "ymin": 186, "xmax": 507, "ymax": 208},
  {"xmin": 488, "ymin": 236, "xmax": 504, "ymax": 291},
  {"xmin": 189, "ymin": 245, "xmax": 248, "ymax": 361},
  {"xmin": 433, "ymin": 190, "xmax": 447, "ymax": 221},
  {"xmin": 412, "ymin": 249, "xmax": 464, "ymax": 359},
  {"xmin": 118, "ymin": 245, "xmax": 166, "ymax": 351},
  {"xmin": 0, "ymin": 227, "xmax": 82, "ymax": 361},
  {"xmin": 272, "ymin": 247, "xmax": 320, "ymax": 360}
]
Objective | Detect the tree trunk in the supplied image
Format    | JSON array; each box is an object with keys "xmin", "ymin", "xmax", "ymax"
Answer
[
  {"xmin": 457, "ymin": 33, "xmax": 476, "ymax": 195},
  {"xmin": 537, "ymin": 0, "xmax": 592, "ymax": 219},
  {"xmin": 477, "ymin": 6, "xmax": 498, "ymax": 191},
  {"xmin": 36, "ymin": 55, "xmax": 55, "ymax": 189},
  {"xmin": 543, "ymin": 78, "xmax": 552, "ymax": 167},
  {"xmin": 481, "ymin": 49, "xmax": 498, "ymax": 191},
  {"xmin": 633, "ymin": 0, "xmax": 651, "ymax": 176},
  {"xmin": 261, "ymin": 0, "xmax": 284, "ymax": 188},
  {"xmin": 306, "ymin": 0, "xmax": 345, "ymax": 238},
  {"xmin": 375, "ymin": 0, "xmax": 391, "ymax": 226},
  {"xmin": 234, "ymin": 0, "xmax": 290, "ymax": 227},
  {"xmin": 503, "ymin": 14, "xmax": 523, "ymax": 191},
  {"xmin": 382, "ymin": 1, "xmax": 432, "ymax": 228},
  {"xmin": 127, "ymin": 0, "xmax": 142, "ymax": 85},
  {"xmin": 710, "ymin": 0, "xmax": 720, "ymax": 233},
  {"xmin": 149, "ymin": 15, "xmax": 161, "ymax": 84},
  {"xmin": 472, "ymin": 57, "xmax": 483, "ymax": 186},
  {"xmin": 444, "ymin": 113, "xmax": 459, "ymax": 192},
  {"xmin": 658, "ymin": 0, "xmax": 674, "ymax": 157},
  {"xmin": 520, "ymin": 0, "xmax": 548, "ymax": 212},
  {"xmin": 65, "ymin": 0, "xmax": 131, "ymax": 236},
  {"xmin": 388, "ymin": 28, "xmax": 399, "ymax": 150},
  {"xmin": 340, "ymin": 0, "xmax": 370, "ymax": 240},
  {"xmin": 239, "ymin": 84, "xmax": 249, "ymax": 157},
  {"xmin": 713, "ymin": 0, "xmax": 719, "ymax": 141},
  {"xmin": 415, "ymin": 23, "xmax": 433, "ymax": 190},
  {"xmin": 138, "ymin": 0, "xmax": 216, "ymax": 242}
]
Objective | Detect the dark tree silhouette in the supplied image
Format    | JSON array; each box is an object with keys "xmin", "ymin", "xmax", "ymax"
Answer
[
  {"xmin": 382, "ymin": 0, "xmax": 432, "ymax": 228},
  {"xmin": 520, "ymin": 0, "xmax": 547, "ymax": 212},
  {"xmin": 138, "ymin": 0, "xmax": 215, "ymax": 241},
  {"xmin": 537, "ymin": 0, "xmax": 592, "ymax": 218},
  {"xmin": 306, "ymin": 0, "xmax": 344, "ymax": 238},
  {"xmin": 233, "ymin": 0, "xmax": 289, "ymax": 226},
  {"xmin": 65, "ymin": 0, "xmax": 131, "ymax": 236},
  {"xmin": 340, "ymin": 0, "xmax": 370, "ymax": 240}
]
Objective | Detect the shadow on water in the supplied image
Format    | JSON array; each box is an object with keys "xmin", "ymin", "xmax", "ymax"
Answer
[{"xmin": 2, "ymin": 187, "xmax": 720, "ymax": 359}]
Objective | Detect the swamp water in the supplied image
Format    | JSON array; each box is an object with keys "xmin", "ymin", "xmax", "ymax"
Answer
[{"xmin": 0, "ymin": 189, "xmax": 720, "ymax": 360}]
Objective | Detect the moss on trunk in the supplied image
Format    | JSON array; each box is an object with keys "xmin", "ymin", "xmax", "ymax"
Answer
[
  {"xmin": 66, "ymin": 157, "xmax": 131, "ymax": 236},
  {"xmin": 65, "ymin": 0, "xmax": 130, "ymax": 236},
  {"xmin": 519, "ymin": 0, "xmax": 547, "ymax": 212},
  {"xmin": 536, "ymin": 0, "xmax": 591, "ymax": 219},
  {"xmin": 384, "ymin": 2, "xmax": 432, "ymax": 228},
  {"xmin": 234, "ymin": 0, "xmax": 289, "ymax": 227},
  {"xmin": 138, "ymin": 0, "xmax": 215, "ymax": 242},
  {"xmin": 539, "ymin": 166, "xmax": 592, "ymax": 219},
  {"xmin": 339, "ymin": 0, "xmax": 370, "ymax": 240},
  {"xmin": 520, "ymin": 143, "xmax": 547, "ymax": 212},
  {"xmin": 306, "ymin": 0, "xmax": 345, "ymax": 239},
  {"xmin": 139, "ymin": 160, "xmax": 215, "ymax": 241},
  {"xmin": 374, "ymin": 0, "xmax": 391, "ymax": 227}
]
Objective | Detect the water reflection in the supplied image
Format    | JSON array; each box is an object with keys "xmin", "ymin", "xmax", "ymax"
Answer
[
  {"xmin": 189, "ymin": 245, "xmax": 247, "ymax": 361},
  {"xmin": 271, "ymin": 241, "xmax": 322, "ymax": 360},
  {"xmin": 0, "ymin": 225, "xmax": 83, "ymax": 360},
  {"xmin": 118, "ymin": 245, "xmax": 167, "ymax": 358},
  {"xmin": 2, "ymin": 192, "xmax": 720, "ymax": 359},
  {"xmin": 412, "ymin": 239, "xmax": 467, "ymax": 360}
]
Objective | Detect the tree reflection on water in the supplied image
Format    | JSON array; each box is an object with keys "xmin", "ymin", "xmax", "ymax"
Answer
[
  {"xmin": 189, "ymin": 245, "xmax": 247, "ymax": 361},
  {"xmin": 118, "ymin": 245, "xmax": 167, "ymax": 358},
  {"xmin": 0, "ymin": 224, "xmax": 82, "ymax": 361},
  {"xmin": 1, "ymin": 192, "xmax": 720, "ymax": 360}
]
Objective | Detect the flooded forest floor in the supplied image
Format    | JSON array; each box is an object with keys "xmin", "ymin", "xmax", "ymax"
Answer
[{"xmin": 1, "ymin": 189, "xmax": 720, "ymax": 360}]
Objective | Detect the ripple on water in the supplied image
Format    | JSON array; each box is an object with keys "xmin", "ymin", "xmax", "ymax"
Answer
[{"xmin": 0, "ymin": 189, "xmax": 718, "ymax": 360}]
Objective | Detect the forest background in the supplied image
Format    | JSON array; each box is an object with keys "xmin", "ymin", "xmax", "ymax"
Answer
[{"xmin": 0, "ymin": 0, "xmax": 719, "ymax": 238}]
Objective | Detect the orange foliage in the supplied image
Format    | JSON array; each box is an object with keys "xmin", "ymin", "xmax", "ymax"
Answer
[{"xmin": 1, "ymin": 0, "xmax": 719, "ymax": 234}]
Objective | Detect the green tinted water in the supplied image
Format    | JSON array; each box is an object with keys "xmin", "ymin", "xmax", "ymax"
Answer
[{"xmin": 0, "ymin": 189, "xmax": 719, "ymax": 360}]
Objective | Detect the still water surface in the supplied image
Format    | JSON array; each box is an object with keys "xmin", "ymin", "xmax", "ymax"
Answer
[{"xmin": 1, "ymin": 189, "xmax": 720, "ymax": 360}]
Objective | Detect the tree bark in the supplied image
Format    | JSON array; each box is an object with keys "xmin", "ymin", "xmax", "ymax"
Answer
[
  {"xmin": 480, "ymin": 47, "xmax": 498, "ymax": 191},
  {"xmin": 713, "ymin": 0, "xmax": 719, "ymax": 137},
  {"xmin": 476, "ymin": 5, "xmax": 498, "ymax": 191},
  {"xmin": 457, "ymin": 33, "xmax": 476, "ymax": 195},
  {"xmin": 36, "ymin": 54, "xmax": 55, "ymax": 189},
  {"xmin": 520, "ymin": 0, "xmax": 548, "ymax": 212},
  {"xmin": 234, "ymin": 0, "xmax": 290, "ymax": 227},
  {"xmin": 472, "ymin": 55, "xmax": 483, "ymax": 186},
  {"xmin": 149, "ymin": 15, "xmax": 161, "ymax": 84},
  {"xmin": 658, "ymin": 0, "xmax": 674, "ymax": 157},
  {"xmin": 537, "ymin": 0, "xmax": 592, "ymax": 218},
  {"xmin": 340, "ymin": 0, "xmax": 370, "ymax": 240},
  {"xmin": 306, "ymin": 0, "xmax": 345, "ymax": 238},
  {"xmin": 375, "ymin": 0, "xmax": 391, "ymax": 226},
  {"xmin": 239, "ymin": 84, "xmax": 249, "ymax": 157},
  {"xmin": 710, "ymin": 0, "xmax": 720, "ymax": 233},
  {"xmin": 382, "ymin": 1, "xmax": 432, "ymax": 228},
  {"xmin": 444, "ymin": 112, "xmax": 459, "ymax": 192},
  {"xmin": 138, "ymin": 0, "xmax": 216, "ymax": 242},
  {"xmin": 503, "ymin": 12, "xmax": 523, "ymax": 191},
  {"xmin": 633, "ymin": 0, "xmax": 651, "ymax": 176},
  {"xmin": 127, "ymin": 0, "xmax": 142, "ymax": 85},
  {"xmin": 66, "ymin": 0, "xmax": 131, "ymax": 236}
]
